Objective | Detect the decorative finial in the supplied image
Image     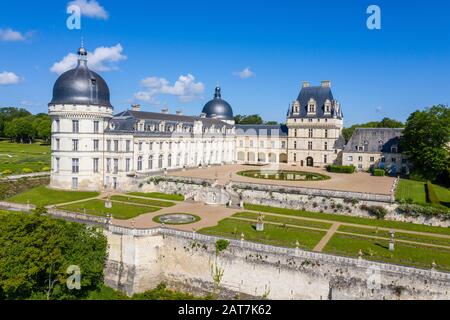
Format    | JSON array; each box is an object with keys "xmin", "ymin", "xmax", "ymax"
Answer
[
  {"xmin": 214, "ymin": 86, "xmax": 221, "ymax": 99},
  {"xmin": 77, "ymin": 38, "xmax": 87, "ymax": 59}
]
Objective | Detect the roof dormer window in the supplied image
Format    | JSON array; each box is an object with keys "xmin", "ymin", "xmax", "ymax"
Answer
[{"xmin": 308, "ymin": 98, "xmax": 316, "ymax": 114}]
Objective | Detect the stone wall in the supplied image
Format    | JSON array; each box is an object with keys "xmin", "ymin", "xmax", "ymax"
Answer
[{"xmin": 104, "ymin": 227, "xmax": 450, "ymax": 300}]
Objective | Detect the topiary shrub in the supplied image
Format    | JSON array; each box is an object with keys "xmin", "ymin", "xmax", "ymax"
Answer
[
  {"xmin": 426, "ymin": 181, "xmax": 440, "ymax": 205},
  {"xmin": 215, "ymin": 239, "xmax": 230, "ymax": 256},
  {"xmin": 41, "ymin": 167, "xmax": 51, "ymax": 172},
  {"xmin": 22, "ymin": 168, "xmax": 33, "ymax": 174},
  {"xmin": 2, "ymin": 169, "xmax": 13, "ymax": 175},
  {"xmin": 327, "ymin": 165, "xmax": 356, "ymax": 174},
  {"xmin": 373, "ymin": 169, "xmax": 385, "ymax": 177}
]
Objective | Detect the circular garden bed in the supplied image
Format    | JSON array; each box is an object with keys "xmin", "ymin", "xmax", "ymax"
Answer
[
  {"xmin": 153, "ymin": 213, "xmax": 201, "ymax": 225},
  {"xmin": 237, "ymin": 170, "xmax": 331, "ymax": 181}
]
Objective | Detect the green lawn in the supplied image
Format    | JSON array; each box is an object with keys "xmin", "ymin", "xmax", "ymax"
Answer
[
  {"xmin": 233, "ymin": 211, "xmax": 332, "ymax": 230},
  {"xmin": 7, "ymin": 186, "xmax": 99, "ymax": 206},
  {"xmin": 245, "ymin": 203, "xmax": 450, "ymax": 236},
  {"xmin": 58, "ymin": 199, "xmax": 159, "ymax": 220},
  {"xmin": 338, "ymin": 225, "xmax": 450, "ymax": 247},
  {"xmin": 199, "ymin": 218, "xmax": 326, "ymax": 250},
  {"xmin": 0, "ymin": 141, "xmax": 51, "ymax": 175},
  {"xmin": 323, "ymin": 233, "xmax": 450, "ymax": 272},
  {"xmin": 127, "ymin": 192, "xmax": 184, "ymax": 201},
  {"xmin": 110, "ymin": 195, "xmax": 175, "ymax": 207},
  {"xmin": 396, "ymin": 178, "xmax": 450, "ymax": 208}
]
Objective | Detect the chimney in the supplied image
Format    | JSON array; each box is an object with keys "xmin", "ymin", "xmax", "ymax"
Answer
[
  {"xmin": 321, "ymin": 80, "xmax": 331, "ymax": 88},
  {"xmin": 161, "ymin": 108, "xmax": 169, "ymax": 114},
  {"xmin": 302, "ymin": 81, "xmax": 310, "ymax": 88},
  {"xmin": 200, "ymin": 112, "xmax": 207, "ymax": 118},
  {"xmin": 131, "ymin": 104, "xmax": 141, "ymax": 111},
  {"xmin": 176, "ymin": 110, "xmax": 183, "ymax": 116}
]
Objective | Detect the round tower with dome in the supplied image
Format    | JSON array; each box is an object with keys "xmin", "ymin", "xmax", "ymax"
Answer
[
  {"xmin": 48, "ymin": 44, "xmax": 114, "ymax": 191},
  {"xmin": 201, "ymin": 86, "xmax": 235, "ymax": 125}
]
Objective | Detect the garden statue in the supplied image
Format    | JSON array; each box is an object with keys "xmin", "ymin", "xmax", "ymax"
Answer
[{"xmin": 256, "ymin": 212, "xmax": 264, "ymax": 231}]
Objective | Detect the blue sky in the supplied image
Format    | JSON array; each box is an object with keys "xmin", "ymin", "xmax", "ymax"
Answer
[{"xmin": 0, "ymin": 0, "xmax": 449, "ymax": 126}]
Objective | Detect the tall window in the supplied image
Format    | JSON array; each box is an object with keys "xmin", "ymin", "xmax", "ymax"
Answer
[
  {"xmin": 94, "ymin": 121, "xmax": 99, "ymax": 133},
  {"xmin": 138, "ymin": 142, "xmax": 143, "ymax": 151},
  {"xmin": 149, "ymin": 141, "xmax": 153, "ymax": 151},
  {"xmin": 55, "ymin": 138, "xmax": 60, "ymax": 151},
  {"xmin": 106, "ymin": 158, "xmax": 111, "ymax": 172},
  {"xmin": 260, "ymin": 141, "xmax": 264, "ymax": 148},
  {"xmin": 293, "ymin": 153, "xmax": 297, "ymax": 162},
  {"xmin": 324, "ymin": 129, "xmax": 328, "ymax": 138},
  {"xmin": 72, "ymin": 177, "xmax": 78, "ymax": 190},
  {"xmin": 106, "ymin": 140, "xmax": 111, "ymax": 151},
  {"xmin": 55, "ymin": 119, "xmax": 60, "ymax": 132},
  {"xmin": 168, "ymin": 154, "xmax": 172, "ymax": 167},
  {"xmin": 308, "ymin": 141, "xmax": 313, "ymax": 150},
  {"xmin": 113, "ymin": 159, "xmax": 119, "ymax": 174},
  {"xmin": 324, "ymin": 142, "xmax": 328, "ymax": 150},
  {"xmin": 114, "ymin": 140, "xmax": 119, "ymax": 152},
  {"xmin": 239, "ymin": 140, "xmax": 243, "ymax": 148},
  {"xmin": 72, "ymin": 120, "xmax": 79, "ymax": 133},
  {"xmin": 294, "ymin": 141, "xmax": 297, "ymax": 149},
  {"xmin": 72, "ymin": 158, "xmax": 79, "ymax": 173},
  {"xmin": 294, "ymin": 129, "xmax": 298, "ymax": 137},
  {"xmin": 55, "ymin": 157, "xmax": 60, "ymax": 173},
  {"xmin": 148, "ymin": 156, "xmax": 153, "ymax": 170},
  {"xmin": 126, "ymin": 158, "xmax": 131, "ymax": 172},
  {"xmin": 324, "ymin": 155, "xmax": 328, "ymax": 164},
  {"xmin": 93, "ymin": 158, "xmax": 99, "ymax": 173},
  {"xmin": 137, "ymin": 156, "xmax": 143, "ymax": 171},
  {"xmin": 158, "ymin": 155, "xmax": 163, "ymax": 168},
  {"xmin": 308, "ymin": 129, "xmax": 313, "ymax": 138},
  {"xmin": 72, "ymin": 139, "xmax": 79, "ymax": 151},
  {"xmin": 93, "ymin": 139, "xmax": 99, "ymax": 151}
]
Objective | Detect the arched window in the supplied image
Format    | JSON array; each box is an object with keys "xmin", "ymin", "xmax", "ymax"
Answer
[
  {"xmin": 158, "ymin": 155, "xmax": 163, "ymax": 168},
  {"xmin": 137, "ymin": 156, "xmax": 143, "ymax": 171},
  {"xmin": 148, "ymin": 155, "xmax": 153, "ymax": 170}
]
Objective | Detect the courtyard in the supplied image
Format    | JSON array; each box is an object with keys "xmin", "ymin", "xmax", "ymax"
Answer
[{"xmin": 167, "ymin": 164, "xmax": 395, "ymax": 195}]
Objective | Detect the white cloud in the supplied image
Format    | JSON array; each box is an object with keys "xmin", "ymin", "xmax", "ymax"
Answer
[
  {"xmin": 135, "ymin": 74, "xmax": 205, "ymax": 103},
  {"xmin": 0, "ymin": 71, "xmax": 20, "ymax": 85},
  {"xmin": 50, "ymin": 44, "xmax": 127, "ymax": 74},
  {"xmin": 234, "ymin": 67, "xmax": 255, "ymax": 79},
  {"xmin": 67, "ymin": 0, "xmax": 109, "ymax": 20},
  {"xmin": 0, "ymin": 28, "xmax": 26, "ymax": 42}
]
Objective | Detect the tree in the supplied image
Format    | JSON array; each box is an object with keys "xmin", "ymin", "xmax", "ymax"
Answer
[
  {"xmin": 36, "ymin": 118, "xmax": 51, "ymax": 144},
  {"xmin": 400, "ymin": 105, "xmax": 450, "ymax": 181},
  {"xmin": 234, "ymin": 114, "xmax": 263, "ymax": 125},
  {"xmin": 0, "ymin": 107, "xmax": 31, "ymax": 137},
  {"xmin": 4, "ymin": 117, "xmax": 36, "ymax": 143},
  {"xmin": 0, "ymin": 212, "xmax": 107, "ymax": 300}
]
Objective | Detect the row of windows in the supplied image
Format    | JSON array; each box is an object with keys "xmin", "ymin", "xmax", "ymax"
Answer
[
  {"xmin": 54, "ymin": 120, "xmax": 100, "ymax": 133},
  {"xmin": 292, "ymin": 118, "xmax": 331, "ymax": 123},
  {"xmin": 238, "ymin": 140, "xmax": 287, "ymax": 149},
  {"xmin": 291, "ymin": 154, "xmax": 329, "ymax": 164},
  {"xmin": 292, "ymin": 141, "xmax": 330, "ymax": 151},
  {"xmin": 347, "ymin": 155, "xmax": 407, "ymax": 164},
  {"xmin": 292, "ymin": 129, "xmax": 330, "ymax": 138}
]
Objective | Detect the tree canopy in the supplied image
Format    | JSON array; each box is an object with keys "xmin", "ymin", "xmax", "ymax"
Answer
[
  {"xmin": 0, "ymin": 107, "xmax": 51, "ymax": 143},
  {"xmin": 0, "ymin": 212, "xmax": 107, "ymax": 300},
  {"xmin": 234, "ymin": 114, "xmax": 279, "ymax": 125},
  {"xmin": 400, "ymin": 105, "xmax": 450, "ymax": 182}
]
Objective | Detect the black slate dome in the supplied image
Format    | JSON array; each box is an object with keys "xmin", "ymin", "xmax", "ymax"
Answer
[
  {"xmin": 49, "ymin": 46, "xmax": 112, "ymax": 108},
  {"xmin": 202, "ymin": 87, "xmax": 233, "ymax": 120}
]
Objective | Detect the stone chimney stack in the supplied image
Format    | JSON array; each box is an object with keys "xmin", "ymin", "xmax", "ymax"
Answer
[
  {"xmin": 161, "ymin": 108, "xmax": 169, "ymax": 114},
  {"xmin": 131, "ymin": 104, "xmax": 141, "ymax": 111},
  {"xmin": 176, "ymin": 110, "xmax": 183, "ymax": 116},
  {"xmin": 321, "ymin": 80, "xmax": 331, "ymax": 88},
  {"xmin": 302, "ymin": 81, "xmax": 310, "ymax": 88}
]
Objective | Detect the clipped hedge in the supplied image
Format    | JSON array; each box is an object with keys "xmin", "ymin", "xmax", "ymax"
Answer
[
  {"xmin": 426, "ymin": 181, "xmax": 440, "ymax": 205},
  {"xmin": 373, "ymin": 169, "xmax": 385, "ymax": 177},
  {"xmin": 327, "ymin": 165, "xmax": 355, "ymax": 174}
]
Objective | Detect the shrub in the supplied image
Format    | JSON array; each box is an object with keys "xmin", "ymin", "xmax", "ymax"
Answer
[
  {"xmin": 397, "ymin": 204, "xmax": 450, "ymax": 220},
  {"xmin": 2, "ymin": 169, "xmax": 13, "ymax": 175},
  {"xmin": 373, "ymin": 169, "xmax": 385, "ymax": 177},
  {"xmin": 215, "ymin": 239, "xmax": 230, "ymax": 256},
  {"xmin": 426, "ymin": 181, "xmax": 440, "ymax": 205},
  {"xmin": 22, "ymin": 168, "xmax": 33, "ymax": 173},
  {"xmin": 41, "ymin": 166, "xmax": 51, "ymax": 172},
  {"xmin": 360, "ymin": 205, "xmax": 388, "ymax": 219},
  {"xmin": 327, "ymin": 165, "xmax": 355, "ymax": 174}
]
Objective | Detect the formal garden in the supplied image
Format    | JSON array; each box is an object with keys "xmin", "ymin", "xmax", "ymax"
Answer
[
  {"xmin": 237, "ymin": 169, "xmax": 331, "ymax": 181},
  {"xmin": 0, "ymin": 140, "xmax": 51, "ymax": 176},
  {"xmin": 199, "ymin": 204, "xmax": 450, "ymax": 271}
]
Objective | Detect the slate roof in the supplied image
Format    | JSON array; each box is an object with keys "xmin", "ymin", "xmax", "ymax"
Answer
[
  {"xmin": 236, "ymin": 124, "xmax": 288, "ymax": 137},
  {"xmin": 288, "ymin": 85, "xmax": 343, "ymax": 119},
  {"xmin": 344, "ymin": 128, "xmax": 404, "ymax": 153}
]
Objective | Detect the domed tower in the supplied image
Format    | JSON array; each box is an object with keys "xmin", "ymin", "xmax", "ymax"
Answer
[
  {"xmin": 202, "ymin": 86, "xmax": 234, "ymax": 125},
  {"xmin": 48, "ymin": 44, "xmax": 113, "ymax": 191}
]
